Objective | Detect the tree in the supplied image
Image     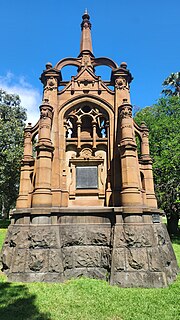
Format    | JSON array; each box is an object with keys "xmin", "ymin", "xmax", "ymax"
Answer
[
  {"xmin": 0, "ymin": 89, "xmax": 27, "ymax": 218},
  {"xmin": 134, "ymin": 96, "xmax": 180, "ymax": 236},
  {"xmin": 162, "ymin": 72, "xmax": 180, "ymax": 97}
]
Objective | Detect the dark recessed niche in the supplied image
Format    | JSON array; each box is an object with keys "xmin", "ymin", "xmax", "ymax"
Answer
[{"xmin": 82, "ymin": 105, "xmax": 91, "ymax": 113}]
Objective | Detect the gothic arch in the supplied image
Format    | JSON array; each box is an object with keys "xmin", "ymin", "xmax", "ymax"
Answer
[{"xmin": 59, "ymin": 94, "xmax": 114, "ymax": 119}]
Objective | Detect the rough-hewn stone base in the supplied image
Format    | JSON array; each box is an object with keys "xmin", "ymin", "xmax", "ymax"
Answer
[{"xmin": 1, "ymin": 208, "xmax": 179, "ymax": 287}]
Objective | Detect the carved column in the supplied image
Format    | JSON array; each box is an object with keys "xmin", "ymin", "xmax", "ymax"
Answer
[
  {"xmin": 140, "ymin": 122, "xmax": 157, "ymax": 208},
  {"xmin": 119, "ymin": 99, "xmax": 142, "ymax": 207},
  {"xmin": 16, "ymin": 124, "xmax": 34, "ymax": 209},
  {"xmin": 112, "ymin": 63, "xmax": 133, "ymax": 206},
  {"xmin": 92, "ymin": 120, "xmax": 97, "ymax": 150},
  {"xmin": 77, "ymin": 120, "xmax": 81, "ymax": 150},
  {"xmin": 141, "ymin": 122, "xmax": 150, "ymax": 157},
  {"xmin": 40, "ymin": 64, "xmax": 62, "ymax": 207},
  {"xmin": 32, "ymin": 101, "xmax": 54, "ymax": 207}
]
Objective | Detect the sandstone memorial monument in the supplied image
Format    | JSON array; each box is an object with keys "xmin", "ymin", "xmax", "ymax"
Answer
[{"xmin": 1, "ymin": 11, "xmax": 178, "ymax": 287}]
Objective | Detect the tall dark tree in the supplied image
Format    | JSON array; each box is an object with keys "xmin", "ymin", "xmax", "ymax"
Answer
[
  {"xmin": 162, "ymin": 72, "xmax": 180, "ymax": 97},
  {"xmin": 134, "ymin": 96, "xmax": 180, "ymax": 236},
  {"xmin": 0, "ymin": 89, "xmax": 27, "ymax": 218}
]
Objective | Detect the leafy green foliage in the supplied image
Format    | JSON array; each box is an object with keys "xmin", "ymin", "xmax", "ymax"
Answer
[
  {"xmin": 0, "ymin": 89, "xmax": 26, "ymax": 217},
  {"xmin": 134, "ymin": 96, "xmax": 180, "ymax": 235},
  {"xmin": 162, "ymin": 72, "xmax": 180, "ymax": 97}
]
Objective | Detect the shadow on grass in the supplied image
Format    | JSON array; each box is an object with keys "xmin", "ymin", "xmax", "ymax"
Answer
[{"xmin": 0, "ymin": 281, "xmax": 50, "ymax": 320}]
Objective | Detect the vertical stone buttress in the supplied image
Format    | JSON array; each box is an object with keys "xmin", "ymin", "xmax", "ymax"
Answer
[
  {"xmin": 16, "ymin": 123, "xmax": 34, "ymax": 209},
  {"xmin": 40, "ymin": 65, "xmax": 62, "ymax": 207},
  {"xmin": 119, "ymin": 100, "xmax": 142, "ymax": 207},
  {"xmin": 112, "ymin": 62, "xmax": 142, "ymax": 207},
  {"xmin": 32, "ymin": 101, "xmax": 54, "ymax": 207},
  {"xmin": 140, "ymin": 122, "xmax": 157, "ymax": 208}
]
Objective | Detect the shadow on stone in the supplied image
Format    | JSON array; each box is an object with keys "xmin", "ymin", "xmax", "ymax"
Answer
[{"xmin": 0, "ymin": 281, "xmax": 50, "ymax": 320}]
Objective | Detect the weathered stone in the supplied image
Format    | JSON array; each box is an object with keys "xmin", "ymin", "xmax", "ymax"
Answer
[
  {"xmin": 49, "ymin": 249, "xmax": 63, "ymax": 273},
  {"xmin": 126, "ymin": 247, "xmax": 148, "ymax": 271},
  {"xmin": 64, "ymin": 267, "xmax": 108, "ymax": 280},
  {"xmin": 11, "ymin": 249, "xmax": 27, "ymax": 273},
  {"xmin": 28, "ymin": 228, "xmax": 59, "ymax": 249},
  {"xmin": 111, "ymin": 248, "xmax": 126, "ymax": 271},
  {"xmin": 159, "ymin": 244, "xmax": 176, "ymax": 268},
  {"xmin": 154, "ymin": 223, "xmax": 169, "ymax": 245},
  {"xmin": 5, "ymin": 227, "xmax": 21, "ymax": 248},
  {"xmin": 123, "ymin": 225, "xmax": 153, "ymax": 248},
  {"xmin": 1, "ymin": 219, "xmax": 178, "ymax": 287},
  {"xmin": 62, "ymin": 246, "xmax": 110, "ymax": 269},
  {"xmin": 1, "ymin": 245, "xmax": 14, "ymax": 273},
  {"xmin": 27, "ymin": 250, "xmax": 48, "ymax": 272},
  {"xmin": 62, "ymin": 247, "xmax": 74, "ymax": 269},
  {"xmin": 113, "ymin": 226, "xmax": 126, "ymax": 248},
  {"xmin": 147, "ymin": 247, "xmax": 163, "ymax": 271},
  {"xmin": 111, "ymin": 271, "xmax": 167, "ymax": 288},
  {"xmin": 74, "ymin": 246, "xmax": 110, "ymax": 268},
  {"xmin": 86, "ymin": 227, "xmax": 111, "ymax": 246},
  {"xmin": 43, "ymin": 273, "xmax": 64, "ymax": 282},
  {"xmin": 60, "ymin": 227, "xmax": 85, "ymax": 247}
]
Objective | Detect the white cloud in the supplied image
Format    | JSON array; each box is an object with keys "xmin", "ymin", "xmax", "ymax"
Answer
[{"xmin": 0, "ymin": 72, "xmax": 42, "ymax": 125}]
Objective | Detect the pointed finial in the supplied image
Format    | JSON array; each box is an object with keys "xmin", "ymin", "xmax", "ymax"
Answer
[
  {"xmin": 81, "ymin": 10, "xmax": 91, "ymax": 29},
  {"xmin": 84, "ymin": 8, "xmax": 88, "ymax": 14},
  {"xmin": 79, "ymin": 10, "xmax": 93, "ymax": 56}
]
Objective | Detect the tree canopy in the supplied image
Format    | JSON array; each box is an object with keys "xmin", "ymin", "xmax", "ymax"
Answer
[
  {"xmin": 0, "ymin": 89, "xmax": 27, "ymax": 217},
  {"xmin": 134, "ymin": 96, "xmax": 180, "ymax": 235},
  {"xmin": 162, "ymin": 72, "xmax": 180, "ymax": 97}
]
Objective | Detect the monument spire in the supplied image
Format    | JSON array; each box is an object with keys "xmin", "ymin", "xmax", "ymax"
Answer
[{"xmin": 79, "ymin": 10, "xmax": 94, "ymax": 56}]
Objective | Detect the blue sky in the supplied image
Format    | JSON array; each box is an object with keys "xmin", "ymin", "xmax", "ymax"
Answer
[{"xmin": 0, "ymin": 0, "xmax": 179, "ymax": 123}]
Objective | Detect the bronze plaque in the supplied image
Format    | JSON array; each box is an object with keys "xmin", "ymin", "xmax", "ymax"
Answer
[{"xmin": 76, "ymin": 166, "xmax": 98, "ymax": 189}]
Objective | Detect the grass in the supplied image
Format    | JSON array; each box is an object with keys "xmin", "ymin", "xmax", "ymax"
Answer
[
  {"xmin": 0, "ymin": 229, "xmax": 7, "ymax": 250},
  {"xmin": 0, "ymin": 227, "xmax": 180, "ymax": 320}
]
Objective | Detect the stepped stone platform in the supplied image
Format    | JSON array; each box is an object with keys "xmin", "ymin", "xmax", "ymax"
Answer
[{"xmin": 1, "ymin": 207, "xmax": 178, "ymax": 287}]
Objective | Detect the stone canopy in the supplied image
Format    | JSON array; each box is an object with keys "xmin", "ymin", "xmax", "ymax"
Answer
[{"xmin": 1, "ymin": 11, "xmax": 178, "ymax": 287}]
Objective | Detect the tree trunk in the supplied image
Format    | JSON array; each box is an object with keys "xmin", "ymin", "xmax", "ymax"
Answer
[{"xmin": 167, "ymin": 213, "xmax": 179, "ymax": 237}]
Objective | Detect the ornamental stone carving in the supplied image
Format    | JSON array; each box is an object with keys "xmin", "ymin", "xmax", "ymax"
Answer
[
  {"xmin": 44, "ymin": 77, "xmax": 58, "ymax": 92},
  {"xmin": 120, "ymin": 105, "xmax": 132, "ymax": 119},
  {"xmin": 40, "ymin": 105, "xmax": 53, "ymax": 119},
  {"xmin": 142, "ymin": 131, "xmax": 149, "ymax": 138},
  {"xmin": 24, "ymin": 131, "xmax": 31, "ymax": 139},
  {"xmin": 115, "ymin": 77, "xmax": 127, "ymax": 90}
]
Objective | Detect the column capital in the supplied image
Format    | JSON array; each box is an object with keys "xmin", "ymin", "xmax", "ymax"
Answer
[{"xmin": 119, "ymin": 99, "xmax": 133, "ymax": 119}]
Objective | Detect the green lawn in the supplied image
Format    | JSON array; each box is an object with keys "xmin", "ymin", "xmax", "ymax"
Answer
[{"xmin": 0, "ymin": 228, "xmax": 179, "ymax": 320}]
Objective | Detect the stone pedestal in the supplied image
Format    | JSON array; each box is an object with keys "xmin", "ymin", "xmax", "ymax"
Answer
[{"xmin": 1, "ymin": 207, "xmax": 178, "ymax": 287}]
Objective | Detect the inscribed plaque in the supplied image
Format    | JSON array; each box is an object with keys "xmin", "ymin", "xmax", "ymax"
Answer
[{"xmin": 76, "ymin": 166, "xmax": 98, "ymax": 189}]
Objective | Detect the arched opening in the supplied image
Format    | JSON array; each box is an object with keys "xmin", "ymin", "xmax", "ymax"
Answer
[
  {"xmin": 96, "ymin": 116, "xmax": 107, "ymax": 138},
  {"xmin": 140, "ymin": 171, "xmax": 145, "ymax": 191},
  {"xmin": 63, "ymin": 101, "xmax": 110, "ymax": 207},
  {"xmin": 81, "ymin": 115, "xmax": 93, "ymax": 138},
  {"xmin": 135, "ymin": 133, "xmax": 141, "ymax": 158},
  {"xmin": 32, "ymin": 133, "xmax": 38, "ymax": 158},
  {"xmin": 61, "ymin": 65, "xmax": 78, "ymax": 81},
  {"xmin": 66, "ymin": 117, "xmax": 77, "ymax": 138}
]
